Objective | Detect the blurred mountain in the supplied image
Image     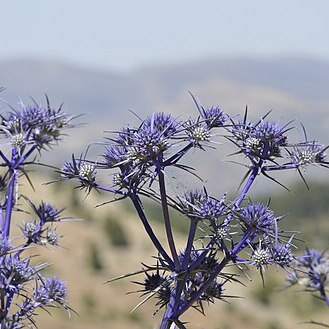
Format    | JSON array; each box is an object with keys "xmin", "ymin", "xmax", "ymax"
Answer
[{"xmin": 1, "ymin": 56, "xmax": 329, "ymax": 193}]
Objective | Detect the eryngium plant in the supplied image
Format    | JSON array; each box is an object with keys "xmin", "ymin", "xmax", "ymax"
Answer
[
  {"xmin": 61, "ymin": 94, "xmax": 328, "ymax": 328},
  {"xmin": 0, "ymin": 91, "xmax": 75, "ymax": 329}
]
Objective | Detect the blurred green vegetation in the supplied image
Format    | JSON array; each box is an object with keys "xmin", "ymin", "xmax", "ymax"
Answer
[
  {"xmin": 103, "ymin": 215, "xmax": 130, "ymax": 247},
  {"xmin": 87, "ymin": 241, "xmax": 105, "ymax": 272}
]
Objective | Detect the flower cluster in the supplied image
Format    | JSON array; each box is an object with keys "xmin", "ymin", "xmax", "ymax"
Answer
[
  {"xmin": 0, "ymin": 94, "xmax": 74, "ymax": 328},
  {"xmin": 61, "ymin": 94, "xmax": 328, "ymax": 329},
  {"xmin": 287, "ymin": 249, "xmax": 329, "ymax": 306}
]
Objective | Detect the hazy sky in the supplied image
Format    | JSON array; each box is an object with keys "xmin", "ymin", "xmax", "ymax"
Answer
[{"xmin": 2, "ymin": 1, "xmax": 329, "ymax": 71}]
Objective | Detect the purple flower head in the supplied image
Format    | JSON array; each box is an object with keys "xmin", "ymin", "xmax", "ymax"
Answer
[
  {"xmin": 178, "ymin": 189, "xmax": 226, "ymax": 222},
  {"xmin": 190, "ymin": 93, "xmax": 227, "ymax": 128},
  {"xmin": 0, "ymin": 112, "xmax": 21, "ymax": 135},
  {"xmin": 21, "ymin": 104, "xmax": 47, "ymax": 129},
  {"xmin": 21, "ymin": 221, "xmax": 38, "ymax": 240},
  {"xmin": 130, "ymin": 113, "xmax": 178, "ymax": 162},
  {"xmin": 202, "ymin": 106, "xmax": 228, "ymax": 128},
  {"xmin": 1, "ymin": 256, "xmax": 34, "ymax": 292},
  {"xmin": 252, "ymin": 120, "xmax": 287, "ymax": 145},
  {"xmin": 184, "ymin": 120, "xmax": 210, "ymax": 146},
  {"xmin": 35, "ymin": 202, "xmax": 63, "ymax": 223},
  {"xmin": 46, "ymin": 229, "xmax": 60, "ymax": 246},
  {"xmin": 251, "ymin": 242, "xmax": 271, "ymax": 270},
  {"xmin": 61, "ymin": 156, "xmax": 96, "ymax": 191},
  {"xmin": 230, "ymin": 119, "xmax": 253, "ymax": 142},
  {"xmin": 0, "ymin": 237, "xmax": 11, "ymax": 255},
  {"xmin": 291, "ymin": 142, "xmax": 328, "ymax": 168},
  {"xmin": 142, "ymin": 112, "xmax": 178, "ymax": 138},
  {"xmin": 35, "ymin": 277, "xmax": 67, "ymax": 305},
  {"xmin": 116, "ymin": 125, "xmax": 135, "ymax": 146},
  {"xmin": 103, "ymin": 145, "xmax": 128, "ymax": 167},
  {"xmin": 133, "ymin": 128, "xmax": 168, "ymax": 160},
  {"xmin": 140, "ymin": 271, "xmax": 167, "ymax": 293},
  {"xmin": 239, "ymin": 203, "xmax": 277, "ymax": 236},
  {"xmin": 0, "ymin": 98, "xmax": 74, "ymax": 149},
  {"xmin": 230, "ymin": 112, "xmax": 291, "ymax": 161},
  {"xmin": 271, "ymin": 243, "xmax": 294, "ymax": 267},
  {"xmin": 297, "ymin": 249, "xmax": 326, "ymax": 268},
  {"xmin": 202, "ymin": 280, "xmax": 224, "ymax": 301}
]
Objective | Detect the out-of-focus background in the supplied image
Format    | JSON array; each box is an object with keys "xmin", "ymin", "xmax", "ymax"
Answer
[{"xmin": 1, "ymin": 1, "xmax": 329, "ymax": 328}]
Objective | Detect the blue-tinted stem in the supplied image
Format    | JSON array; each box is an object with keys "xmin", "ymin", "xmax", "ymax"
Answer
[
  {"xmin": 158, "ymin": 171, "xmax": 180, "ymax": 270},
  {"xmin": 3, "ymin": 291, "xmax": 14, "ymax": 323},
  {"xmin": 183, "ymin": 219, "xmax": 198, "ymax": 269},
  {"xmin": 96, "ymin": 185, "xmax": 125, "ymax": 195},
  {"xmin": 160, "ymin": 292, "xmax": 176, "ymax": 329},
  {"xmin": 262, "ymin": 163, "xmax": 297, "ymax": 171},
  {"xmin": 15, "ymin": 145, "xmax": 37, "ymax": 167},
  {"xmin": 234, "ymin": 165, "xmax": 260, "ymax": 208},
  {"xmin": 129, "ymin": 193, "xmax": 175, "ymax": 270},
  {"xmin": 0, "ymin": 150, "xmax": 10, "ymax": 166},
  {"xmin": 171, "ymin": 219, "xmax": 198, "ymax": 318},
  {"xmin": 2, "ymin": 170, "xmax": 16, "ymax": 238},
  {"xmin": 234, "ymin": 145, "xmax": 271, "ymax": 208},
  {"xmin": 319, "ymin": 285, "xmax": 329, "ymax": 307}
]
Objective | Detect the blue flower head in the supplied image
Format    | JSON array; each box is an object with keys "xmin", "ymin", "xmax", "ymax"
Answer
[
  {"xmin": 291, "ymin": 142, "xmax": 328, "ymax": 168},
  {"xmin": 178, "ymin": 189, "xmax": 226, "ymax": 222},
  {"xmin": 202, "ymin": 106, "xmax": 228, "ymax": 128},
  {"xmin": 271, "ymin": 243, "xmax": 294, "ymax": 267},
  {"xmin": 239, "ymin": 203, "xmax": 277, "ymax": 236},
  {"xmin": 0, "ymin": 237, "xmax": 11, "ymax": 255},
  {"xmin": 35, "ymin": 277, "xmax": 67, "ymax": 305}
]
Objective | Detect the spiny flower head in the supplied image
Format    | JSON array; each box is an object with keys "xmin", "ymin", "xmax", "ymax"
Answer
[
  {"xmin": 102, "ymin": 114, "xmax": 180, "ymax": 174},
  {"xmin": 178, "ymin": 189, "xmax": 226, "ymax": 222},
  {"xmin": 133, "ymin": 268, "xmax": 170, "ymax": 310},
  {"xmin": 33, "ymin": 202, "xmax": 64, "ymax": 223},
  {"xmin": 142, "ymin": 112, "xmax": 178, "ymax": 138},
  {"xmin": 271, "ymin": 243, "xmax": 294, "ymax": 267},
  {"xmin": 140, "ymin": 272, "xmax": 167, "ymax": 293},
  {"xmin": 185, "ymin": 120, "xmax": 210, "ymax": 146},
  {"xmin": 239, "ymin": 203, "xmax": 277, "ymax": 236},
  {"xmin": 61, "ymin": 157, "xmax": 96, "ymax": 191},
  {"xmin": 0, "ymin": 237, "xmax": 11, "ymax": 255},
  {"xmin": 202, "ymin": 280, "xmax": 224, "ymax": 301},
  {"xmin": 21, "ymin": 221, "xmax": 38, "ymax": 239},
  {"xmin": 46, "ymin": 229, "xmax": 60, "ymax": 246},
  {"xmin": 297, "ymin": 249, "xmax": 326, "ymax": 267},
  {"xmin": 1, "ymin": 256, "xmax": 34, "ymax": 292},
  {"xmin": 252, "ymin": 120, "xmax": 287, "ymax": 145},
  {"xmin": 130, "ymin": 113, "xmax": 179, "ymax": 161},
  {"xmin": 291, "ymin": 249, "xmax": 329, "ymax": 290},
  {"xmin": 291, "ymin": 142, "xmax": 327, "ymax": 168},
  {"xmin": 11, "ymin": 133, "xmax": 26, "ymax": 148},
  {"xmin": 230, "ymin": 114, "xmax": 290, "ymax": 160},
  {"xmin": 35, "ymin": 277, "xmax": 67, "ymax": 305},
  {"xmin": 251, "ymin": 244, "xmax": 272, "ymax": 270},
  {"xmin": 103, "ymin": 145, "xmax": 128, "ymax": 167},
  {"xmin": 0, "ymin": 98, "xmax": 74, "ymax": 149},
  {"xmin": 230, "ymin": 119, "xmax": 253, "ymax": 142},
  {"xmin": 202, "ymin": 106, "xmax": 228, "ymax": 128}
]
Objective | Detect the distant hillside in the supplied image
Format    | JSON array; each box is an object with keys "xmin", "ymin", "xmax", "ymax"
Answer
[
  {"xmin": 2, "ymin": 56, "xmax": 329, "ymax": 121},
  {"xmin": 1, "ymin": 56, "xmax": 328, "ymax": 193}
]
